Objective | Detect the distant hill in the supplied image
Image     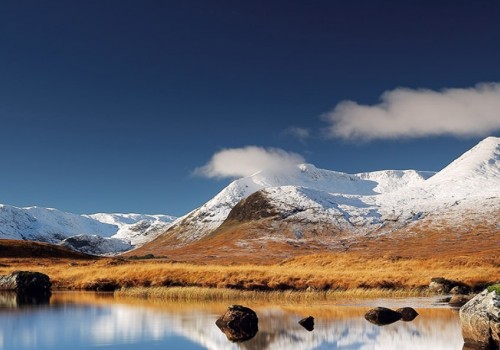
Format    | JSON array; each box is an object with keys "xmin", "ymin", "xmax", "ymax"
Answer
[{"xmin": 0, "ymin": 239, "xmax": 94, "ymax": 259}]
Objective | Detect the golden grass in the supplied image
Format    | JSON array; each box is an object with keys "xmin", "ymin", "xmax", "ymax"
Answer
[
  {"xmin": 115, "ymin": 286, "xmax": 429, "ymax": 303},
  {"xmin": 0, "ymin": 250, "xmax": 497, "ymax": 293}
]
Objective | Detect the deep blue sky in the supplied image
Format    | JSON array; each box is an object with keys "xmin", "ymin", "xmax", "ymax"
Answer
[{"xmin": 1, "ymin": 0, "xmax": 499, "ymax": 215}]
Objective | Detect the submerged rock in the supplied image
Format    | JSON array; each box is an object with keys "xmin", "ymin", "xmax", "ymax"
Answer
[
  {"xmin": 299, "ymin": 316, "xmax": 314, "ymax": 331},
  {"xmin": 396, "ymin": 307, "xmax": 419, "ymax": 321},
  {"xmin": 216, "ymin": 305, "xmax": 259, "ymax": 342},
  {"xmin": 460, "ymin": 290, "xmax": 500, "ymax": 349},
  {"xmin": 449, "ymin": 295, "xmax": 472, "ymax": 307},
  {"xmin": 0, "ymin": 271, "xmax": 51, "ymax": 295},
  {"xmin": 364, "ymin": 307, "xmax": 402, "ymax": 325}
]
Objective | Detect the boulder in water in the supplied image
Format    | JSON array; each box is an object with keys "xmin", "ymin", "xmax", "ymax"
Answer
[
  {"xmin": 396, "ymin": 307, "xmax": 419, "ymax": 321},
  {"xmin": 364, "ymin": 307, "xmax": 402, "ymax": 325},
  {"xmin": 216, "ymin": 305, "xmax": 259, "ymax": 342},
  {"xmin": 298, "ymin": 316, "xmax": 314, "ymax": 331}
]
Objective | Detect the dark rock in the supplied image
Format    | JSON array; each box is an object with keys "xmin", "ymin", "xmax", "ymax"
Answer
[
  {"xmin": 0, "ymin": 271, "xmax": 51, "ymax": 295},
  {"xmin": 429, "ymin": 277, "xmax": 469, "ymax": 294},
  {"xmin": 451, "ymin": 285, "xmax": 471, "ymax": 295},
  {"xmin": 462, "ymin": 343, "xmax": 493, "ymax": 350},
  {"xmin": 216, "ymin": 305, "xmax": 259, "ymax": 342},
  {"xmin": 364, "ymin": 307, "xmax": 402, "ymax": 325},
  {"xmin": 298, "ymin": 316, "xmax": 314, "ymax": 331},
  {"xmin": 84, "ymin": 279, "xmax": 119, "ymax": 292},
  {"xmin": 460, "ymin": 290, "xmax": 500, "ymax": 349},
  {"xmin": 449, "ymin": 295, "xmax": 472, "ymax": 307},
  {"xmin": 225, "ymin": 191, "xmax": 279, "ymax": 222},
  {"xmin": 396, "ymin": 307, "xmax": 419, "ymax": 321}
]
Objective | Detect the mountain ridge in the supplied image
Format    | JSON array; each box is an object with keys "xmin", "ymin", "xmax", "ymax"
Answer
[
  {"xmin": 0, "ymin": 205, "xmax": 176, "ymax": 255},
  {"xmin": 133, "ymin": 137, "xmax": 500, "ymax": 260},
  {"xmin": 1, "ymin": 137, "xmax": 499, "ymax": 259}
]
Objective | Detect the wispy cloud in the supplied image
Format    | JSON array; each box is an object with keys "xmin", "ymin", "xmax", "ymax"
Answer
[
  {"xmin": 283, "ymin": 126, "xmax": 311, "ymax": 143},
  {"xmin": 322, "ymin": 82, "xmax": 500, "ymax": 140},
  {"xmin": 194, "ymin": 146, "xmax": 305, "ymax": 179}
]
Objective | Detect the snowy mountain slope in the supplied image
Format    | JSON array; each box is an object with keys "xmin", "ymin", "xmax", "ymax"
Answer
[
  {"xmin": 246, "ymin": 137, "xmax": 500, "ymax": 233},
  {"xmin": 86, "ymin": 213, "xmax": 176, "ymax": 246},
  {"xmin": 156, "ymin": 137, "xmax": 499, "ymax": 247},
  {"xmin": 428, "ymin": 136, "xmax": 500, "ymax": 183},
  {"xmin": 164, "ymin": 166, "xmax": 434, "ymax": 242},
  {"xmin": 3, "ymin": 136, "xmax": 499, "ymax": 257},
  {"xmin": 0, "ymin": 205, "xmax": 176, "ymax": 255},
  {"xmin": 419, "ymin": 136, "xmax": 500, "ymax": 199},
  {"xmin": 0, "ymin": 205, "xmax": 115, "ymax": 242}
]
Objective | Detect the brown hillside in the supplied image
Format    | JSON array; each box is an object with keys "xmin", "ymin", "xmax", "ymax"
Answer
[
  {"xmin": 0, "ymin": 239, "xmax": 95, "ymax": 259},
  {"xmin": 127, "ymin": 210, "xmax": 500, "ymax": 264}
]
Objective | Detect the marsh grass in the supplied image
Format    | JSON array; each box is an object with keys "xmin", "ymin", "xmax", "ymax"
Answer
[
  {"xmin": 115, "ymin": 286, "xmax": 430, "ymax": 303},
  {"xmin": 0, "ymin": 251, "xmax": 497, "ymax": 292}
]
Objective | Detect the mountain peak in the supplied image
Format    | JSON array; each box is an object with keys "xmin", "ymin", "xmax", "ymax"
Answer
[{"xmin": 427, "ymin": 136, "xmax": 500, "ymax": 184}]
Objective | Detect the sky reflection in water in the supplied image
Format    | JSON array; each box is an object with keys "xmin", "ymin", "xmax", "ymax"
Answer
[{"xmin": 0, "ymin": 293, "xmax": 463, "ymax": 350}]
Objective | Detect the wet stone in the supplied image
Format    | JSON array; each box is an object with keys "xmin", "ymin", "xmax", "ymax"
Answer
[
  {"xmin": 299, "ymin": 316, "xmax": 315, "ymax": 331},
  {"xmin": 396, "ymin": 307, "xmax": 419, "ymax": 321},
  {"xmin": 364, "ymin": 307, "xmax": 402, "ymax": 326},
  {"xmin": 216, "ymin": 305, "xmax": 259, "ymax": 342}
]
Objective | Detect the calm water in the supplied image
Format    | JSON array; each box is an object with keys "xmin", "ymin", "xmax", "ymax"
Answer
[{"xmin": 0, "ymin": 292, "xmax": 464, "ymax": 350}]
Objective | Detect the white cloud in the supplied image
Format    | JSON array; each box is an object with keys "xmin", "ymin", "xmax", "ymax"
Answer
[
  {"xmin": 283, "ymin": 126, "xmax": 311, "ymax": 143},
  {"xmin": 194, "ymin": 146, "xmax": 305, "ymax": 179},
  {"xmin": 323, "ymin": 82, "xmax": 500, "ymax": 140}
]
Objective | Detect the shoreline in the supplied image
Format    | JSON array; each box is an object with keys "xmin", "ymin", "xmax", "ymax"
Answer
[
  {"xmin": 113, "ymin": 286, "xmax": 434, "ymax": 303},
  {"xmin": 1, "ymin": 252, "xmax": 498, "ymax": 295}
]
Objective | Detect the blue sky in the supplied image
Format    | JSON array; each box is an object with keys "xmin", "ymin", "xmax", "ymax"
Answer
[{"xmin": 1, "ymin": 0, "xmax": 499, "ymax": 216}]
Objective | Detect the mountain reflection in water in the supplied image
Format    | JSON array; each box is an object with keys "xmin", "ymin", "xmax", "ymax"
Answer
[{"xmin": 0, "ymin": 292, "xmax": 463, "ymax": 350}]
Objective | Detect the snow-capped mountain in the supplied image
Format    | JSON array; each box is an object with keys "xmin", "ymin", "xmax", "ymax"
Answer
[
  {"xmin": 85, "ymin": 213, "xmax": 177, "ymax": 246},
  {"xmin": 0, "ymin": 205, "xmax": 176, "ymax": 255},
  {"xmin": 158, "ymin": 165, "xmax": 436, "ymax": 243},
  {"xmin": 141, "ymin": 136, "xmax": 499, "ymax": 254},
  {"xmin": 3, "ymin": 137, "xmax": 499, "ymax": 258}
]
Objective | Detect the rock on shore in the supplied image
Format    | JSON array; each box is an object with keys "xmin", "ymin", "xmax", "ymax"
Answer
[
  {"xmin": 459, "ymin": 290, "xmax": 500, "ymax": 349},
  {"xmin": 0, "ymin": 271, "xmax": 51, "ymax": 295}
]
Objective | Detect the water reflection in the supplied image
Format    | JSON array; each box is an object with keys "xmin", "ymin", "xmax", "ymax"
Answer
[
  {"xmin": 0, "ymin": 291, "xmax": 51, "ymax": 309},
  {"xmin": 0, "ymin": 293, "xmax": 464, "ymax": 350}
]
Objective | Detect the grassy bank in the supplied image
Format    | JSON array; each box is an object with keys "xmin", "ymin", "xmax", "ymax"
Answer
[
  {"xmin": 115, "ymin": 286, "xmax": 430, "ymax": 303},
  {"xmin": 0, "ymin": 251, "xmax": 497, "ymax": 293}
]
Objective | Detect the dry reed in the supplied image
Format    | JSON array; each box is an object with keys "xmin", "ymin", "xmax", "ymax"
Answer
[
  {"xmin": 115, "ymin": 286, "xmax": 430, "ymax": 303},
  {"xmin": 0, "ymin": 251, "xmax": 496, "ymax": 293}
]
